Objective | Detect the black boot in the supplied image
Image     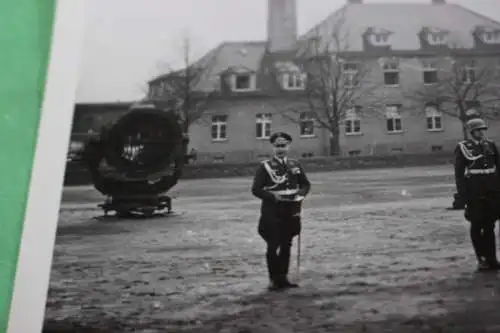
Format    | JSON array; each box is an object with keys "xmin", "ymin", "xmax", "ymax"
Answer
[
  {"xmin": 276, "ymin": 244, "xmax": 299, "ymax": 289},
  {"xmin": 266, "ymin": 247, "xmax": 285, "ymax": 291},
  {"xmin": 470, "ymin": 224, "xmax": 489, "ymax": 271},
  {"xmin": 483, "ymin": 225, "xmax": 500, "ymax": 270}
]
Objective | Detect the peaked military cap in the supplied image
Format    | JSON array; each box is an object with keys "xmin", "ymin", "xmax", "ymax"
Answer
[{"xmin": 270, "ymin": 132, "xmax": 292, "ymax": 145}]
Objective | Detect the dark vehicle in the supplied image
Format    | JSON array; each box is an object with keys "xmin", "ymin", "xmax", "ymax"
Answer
[{"xmin": 82, "ymin": 103, "xmax": 189, "ymax": 217}]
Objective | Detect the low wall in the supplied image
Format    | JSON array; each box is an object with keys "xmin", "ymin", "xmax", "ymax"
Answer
[{"xmin": 64, "ymin": 153, "xmax": 454, "ymax": 186}]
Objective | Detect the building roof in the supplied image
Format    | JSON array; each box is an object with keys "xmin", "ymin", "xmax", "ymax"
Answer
[
  {"xmin": 299, "ymin": 3, "xmax": 500, "ymax": 52},
  {"xmin": 149, "ymin": 41, "xmax": 268, "ymax": 91},
  {"xmin": 149, "ymin": 2, "xmax": 500, "ymax": 91}
]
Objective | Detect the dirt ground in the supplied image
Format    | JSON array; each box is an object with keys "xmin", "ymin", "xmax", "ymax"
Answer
[{"xmin": 44, "ymin": 166, "xmax": 500, "ymax": 333}]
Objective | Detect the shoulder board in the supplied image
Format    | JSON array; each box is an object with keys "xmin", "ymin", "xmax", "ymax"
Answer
[{"xmin": 485, "ymin": 140, "xmax": 498, "ymax": 149}]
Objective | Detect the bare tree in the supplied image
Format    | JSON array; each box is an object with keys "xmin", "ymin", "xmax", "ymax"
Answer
[
  {"xmin": 404, "ymin": 56, "xmax": 500, "ymax": 140},
  {"xmin": 269, "ymin": 10, "xmax": 388, "ymax": 156},
  {"xmin": 146, "ymin": 35, "xmax": 217, "ymax": 133}
]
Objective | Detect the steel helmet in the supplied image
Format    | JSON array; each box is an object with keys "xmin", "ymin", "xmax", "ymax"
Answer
[{"xmin": 466, "ymin": 118, "xmax": 488, "ymax": 132}]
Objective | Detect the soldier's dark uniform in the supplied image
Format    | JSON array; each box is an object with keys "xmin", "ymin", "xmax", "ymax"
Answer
[
  {"xmin": 251, "ymin": 132, "xmax": 311, "ymax": 290},
  {"xmin": 454, "ymin": 118, "xmax": 500, "ymax": 271}
]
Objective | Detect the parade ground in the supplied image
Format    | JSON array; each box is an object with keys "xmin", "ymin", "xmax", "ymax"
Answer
[{"xmin": 44, "ymin": 165, "xmax": 500, "ymax": 333}]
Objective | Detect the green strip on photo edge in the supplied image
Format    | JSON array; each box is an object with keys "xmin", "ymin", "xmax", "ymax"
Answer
[{"xmin": 0, "ymin": 1, "xmax": 86, "ymax": 332}]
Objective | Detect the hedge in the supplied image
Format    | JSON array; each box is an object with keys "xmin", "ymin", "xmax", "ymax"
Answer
[{"xmin": 64, "ymin": 153, "xmax": 454, "ymax": 186}]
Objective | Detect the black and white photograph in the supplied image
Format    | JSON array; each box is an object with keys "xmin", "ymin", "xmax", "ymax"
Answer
[{"xmin": 44, "ymin": 0, "xmax": 500, "ymax": 332}]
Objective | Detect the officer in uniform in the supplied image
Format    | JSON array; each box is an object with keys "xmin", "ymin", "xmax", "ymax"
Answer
[
  {"xmin": 454, "ymin": 116, "xmax": 500, "ymax": 271},
  {"xmin": 251, "ymin": 132, "xmax": 311, "ymax": 291}
]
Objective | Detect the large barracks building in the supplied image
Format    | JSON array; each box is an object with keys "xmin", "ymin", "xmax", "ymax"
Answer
[{"xmin": 74, "ymin": 0, "xmax": 500, "ymax": 163}]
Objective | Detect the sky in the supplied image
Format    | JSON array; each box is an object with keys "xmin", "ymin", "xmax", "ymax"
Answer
[{"xmin": 75, "ymin": 0, "xmax": 500, "ymax": 103}]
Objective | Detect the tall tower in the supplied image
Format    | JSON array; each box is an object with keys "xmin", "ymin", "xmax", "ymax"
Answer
[{"xmin": 267, "ymin": 0, "xmax": 298, "ymax": 53}]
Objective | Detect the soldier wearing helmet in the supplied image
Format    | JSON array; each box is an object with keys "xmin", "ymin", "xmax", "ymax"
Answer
[
  {"xmin": 251, "ymin": 132, "xmax": 311, "ymax": 291},
  {"xmin": 454, "ymin": 114, "xmax": 500, "ymax": 271}
]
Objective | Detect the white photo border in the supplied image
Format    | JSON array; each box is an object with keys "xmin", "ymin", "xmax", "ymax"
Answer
[{"xmin": 7, "ymin": 1, "xmax": 87, "ymax": 332}]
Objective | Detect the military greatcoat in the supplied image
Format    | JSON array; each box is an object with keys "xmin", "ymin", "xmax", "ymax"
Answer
[
  {"xmin": 454, "ymin": 138, "xmax": 500, "ymax": 222},
  {"xmin": 251, "ymin": 156, "xmax": 311, "ymax": 242}
]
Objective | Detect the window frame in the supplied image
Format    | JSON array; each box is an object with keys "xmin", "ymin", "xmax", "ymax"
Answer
[
  {"xmin": 344, "ymin": 106, "xmax": 362, "ymax": 135},
  {"xmin": 231, "ymin": 73, "xmax": 256, "ymax": 92},
  {"xmin": 462, "ymin": 60, "xmax": 476, "ymax": 84},
  {"xmin": 385, "ymin": 104, "xmax": 403, "ymax": 133},
  {"xmin": 342, "ymin": 62, "xmax": 359, "ymax": 88},
  {"xmin": 422, "ymin": 61, "xmax": 438, "ymax": 85},
  {"xmin": 299, "ymin": 111, "xmax": 315, "ymax": 137},
  {"xmin": 256, "ymin": 113, "xmax": 272, "ymax": 139},
  {"xmin": 424, "ymin": 105, "xmax": 443, "ymax": 132},
  {"xmin": 282, "ymin": 72, "xmax": 306, "ymax": 90},
  {"xmin": 210, "ymin": 114, "xmax": 228, "ymax": 141},
  {"xmin": 382, "ymin": 60, "xmax": 400, "ymax": 86}
]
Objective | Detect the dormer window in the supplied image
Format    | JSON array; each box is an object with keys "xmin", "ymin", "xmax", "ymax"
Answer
[
  {"xmin": 366, "ymin": 28, "xmax": 393, "ymax": 47},
  {"xmin": 427, "ymin": 31, "xmax": 449, "ymax": 45},
  {"xmin": 230, "ymin": 73, "xmax": 256, "ymax": 92},
  {"xmin": 274, "ymin": 61, "xmax": 305, "ymax": 91},
  {"xmin": 479, "ymin": 27, "xmax": 500, "ymax": 44},
  {"xmin": 220, "ymin": 66, "xmax": 257, "ymax": 92},
  {"xmin": 149, "ymin": 84, "xmax": 161, "ymax": 98},
  {"xmin": 283, "ymin": 72, "xmax": 306, "ymax": 90},
  {"xmin": 235, "ymin": 74, "xmax": 251, "ymax": 89},
  {"xmin": 159, "ymin": 81, "xmax": 166, "ymax": 94}
]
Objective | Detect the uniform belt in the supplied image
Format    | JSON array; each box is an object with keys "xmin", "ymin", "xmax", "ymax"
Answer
[{"xmin": 466, "ymin": 167, "xmax": 497, "ymax": 175}]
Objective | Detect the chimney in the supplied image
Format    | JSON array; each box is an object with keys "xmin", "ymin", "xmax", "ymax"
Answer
[
  {"xmin": 432, "ymin": 0, "xmax": 446, "ymax": 4},
  {"xmin": 347, "ymin": 0, "xmax": 363, "ymax": 4},
  {"xmin": 267, "ymin": 0, "xmax": 298, "ymax": 52}
]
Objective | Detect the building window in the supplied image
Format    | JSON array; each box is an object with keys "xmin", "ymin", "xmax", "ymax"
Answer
[
  {"xmin": 427, "ymin": 31, "xmax": 449, "ymax": 46},
  {"xmin": 425, "ymin": 105, "xmax": 443, "ymax": 131},
  {"xmin": 232, "ymin": 73, "xmax": 256, "ymax": 91},
  {"xmin": 431, "ymin": 145, "xmax": 443, "ymax": 152},
  {"xmin": 211, "ymin": 115, "xmax": 227, "ymax": 141},
  {"xmin": 345, "ymin": 107, "xmax": 361, "ymax": 135},
  {"xmin": 342, "ymin": 62, "xmax": 358, "ymax": 88},
  {"xmin": 301, "ymin": 152, "xmax": 314, "ymax": 158},
  {"xmin": 348, "ymin": 150, "xmax": 361, "ymax": 157},
  {"xmin": 149, "ymin": 85, "xmax": 160, "ymax": 98},
  {"xmin": 283, "ymin": 72, "xmax": 305, "ymax": 90},
  {"xmin": 481, "ymin": 29, "xmax": 500, "ymax": 44},
  {"xmin": 382, "ymin": 60, "xmax": 400, "ymax": 86},
  {"xmin": 212, "ymin": 155, "xmax": 225, "ymax": 163},
  {"xmin": 368, "ymin": 32, "xmax": 392, "ymax": 47},
  {"xmin": 462, "ymin": 60, "xmax": 476, "ymax": 84},
  {"xmin": 256, "ymin": 113, "xmax": 272, "ymax": 139},
  {"xmin": 299, "ymin": 112, "xmax": 315, "ymax": 137},
  {"xmin": 422, "ymin": 61, "xmax": 438, "ymax": 84},
  {"xmin": 385, "ymin": 105, "xmax": 403, "ymax": 133}
]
